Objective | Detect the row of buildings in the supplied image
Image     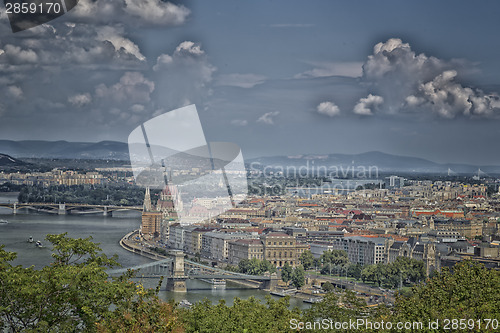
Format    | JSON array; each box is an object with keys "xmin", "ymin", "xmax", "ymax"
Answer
[
  {"xmin": 139, "ymin": 178, "xmax": 500, "ymax": 273},
  {"xmin": 0, "ymin": 169, "xmax": 106, "ymax": 187}
]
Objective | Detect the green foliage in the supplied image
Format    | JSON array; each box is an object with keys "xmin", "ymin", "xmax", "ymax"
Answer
[
  {"xmin": 3, "ymin": 233, "xmax": 499, "ymax": 332},
  {"xmin": 281, "ymin": 262, "xmax": 293, "ymax": 283},
  {"xmin": 322, "ymin": 282, "xmax": 335, "ymax": 292},
  {"xmin": 291, "ymin": 265, "xmax": 305, "ymax": 289},
  {"xmin": 347, "ymin": 263, "xmax": 363, "ymax": 280},
  {"xmin": 302, "ymin": 290, "xmax": 368, "ymax": 332},
  {"xmin": 320, "ymin": 249, "xmax": 348, "ymax": 267},
  {"xmin": 394, "ymin": 260, "xmax": 500, "ymax": 331},
  {"xmin": 0, "ymin": 233, "xmax": 173, "ymax": 332},
  {"xmin": 152, "ymin": 247, "xmax": 168, "ymax": 256},
  {"xmin": 361, "ymin": 257, "xmax": 425, "ymax": 288},
  {"xmin": 320, "ymin": 263, "xmax": 334, "ymax": 275},
  {"xmin": 96, "ymin": 283, "xmax": 182, "ymax": 333},
  {"xmin": 18, "ymin": 184, "xmax": 145, "ymax": 206},
  {"xmin": 179, "ymin": 296, "xmax": 301, "ymax": 333},
  {"xmin": 237, "ymin": 258, "xmax": 276, "ymax": 275},
  {"xmin": 299, "ymin": 250, "xmax": 315, "ymax": 270}
]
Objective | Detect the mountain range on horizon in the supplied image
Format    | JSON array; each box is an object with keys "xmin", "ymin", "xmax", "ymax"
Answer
[{"xmin": 0, "ymin": 139, "xmax": 497, "ymax": 174}]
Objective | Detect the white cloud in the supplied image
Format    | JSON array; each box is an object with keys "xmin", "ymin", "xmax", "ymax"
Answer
[
  {"xmin": 130, "ymin": 104, "xmax": 146, "ymax": 113},
  {"xmin": 3, "ymin": 45, "xmax": 38, "ymax": 64},
  {"xmin": 295, "ymin": 61, "xmax": 363, "ymax": 79},
  {"xmin": 231, "ymin": 119, "xmax": 248, "ymax": 126},
  {"xmin": 68, "ymin": 93, "xmax": 92, "ymax": 107},
  {"xmin": 124, "ymin": 0, "xmax": 190, "ymax": 25},
  {"xmin": 152, "ymin": 41, "xmax": 216, "ymax": 110},
  {"xmin": 95, "ymin": 72, "xmax": 155, "ymax": 104},
  {"xmin": 174, "ymin": 41, "xmax": 205, "ymax": 57},
  {"xmin": 412, "ymin": 70, "xmax": 500, "ymax": 118},
  {"xmin": 154, "ymin": 41, "xmax": 215, "ymax": 82},
  {"xmin": 353, "ymin": 94, "xmax": 383, "ymax": 116},
  {"xmin": 7, "ymin": 86, "xmax": 23, "ymax": 99},
  {"xmin": 153, "ymin": 54, "xmax": 173, "ymax": 71},
  {"xmin": 257, "ymin": 111, "xmax": 280, "ymax": 125},
  {"xmin": 96, "ymin": 26, "xmax": 146, "ymax": 61},
  {"xmin": 360, "ymin": 38, "xmax": 500, "ymax": 118},
  {"xmin": 216, "ymin": 73, "xmax": 267, "ymax": 88},
  {"xmin": 317, "ymin": 101, "xmax": 340, "ymax": 117},
  {"xmin": 71, "ymin": 0, "xmax": 190, "ymax": 26}
]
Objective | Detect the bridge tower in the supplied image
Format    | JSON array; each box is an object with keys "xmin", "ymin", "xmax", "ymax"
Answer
[
  {"xmin": 166, "ymin": 250, "xmax": 187, "ymax": 292},
  {"xmin": 13, "ymin": 202, "xmax": 17, "ymax": 215},
  {"xmin": 260, "ymin": 272, "xmax": 279, "ymax": 291},
  {"xmin": 58, "ymin": 203, "xmax": 66, "ymax": 215},
  {"xmin": 103, "ymin": 206, "xmax": 111, "ymax": 217}
]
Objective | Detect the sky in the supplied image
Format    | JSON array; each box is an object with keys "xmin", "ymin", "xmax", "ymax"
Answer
[{"xmin": 1, "ymin": 0, "xmax": 500, "ymax": 164}]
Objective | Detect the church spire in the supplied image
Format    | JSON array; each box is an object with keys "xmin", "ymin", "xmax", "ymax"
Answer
[{"xmin": 143, "ymin": 186, "xmax": 152, "ymax": 212}]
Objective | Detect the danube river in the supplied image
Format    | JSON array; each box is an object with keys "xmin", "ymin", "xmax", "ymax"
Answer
[{"xmin": 0, "ymin": 193, "xmax": 308, "ymax": 308}]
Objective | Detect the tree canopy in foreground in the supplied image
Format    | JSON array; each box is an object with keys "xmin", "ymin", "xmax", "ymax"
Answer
[
  {"xmin": 1, "ymin": 234, "xmax": 499, "ymax": 332},
  {"xmin": 0, "ymin": 233, "xmax": 181, "ymax": 332}
]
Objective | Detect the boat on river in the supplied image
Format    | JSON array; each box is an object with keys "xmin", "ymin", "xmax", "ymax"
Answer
[
  {"xmin": 200, "ymin": 278, "xmax": 226, "ymax": 288},
  {"xmin": 178, "ymin": 300, "xmax": 193, "ymax": 308}
]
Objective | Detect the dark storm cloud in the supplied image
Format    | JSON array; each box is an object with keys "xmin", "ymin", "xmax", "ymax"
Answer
[{"xmin": 0, "ymin": 1, "xmax": 218, "ymax": 141}]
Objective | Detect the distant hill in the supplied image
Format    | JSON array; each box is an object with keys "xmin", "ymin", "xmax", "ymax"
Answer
[
  {"xmin": 248, "ymin": 151, "xmax": 500, "ymax": 175},
  {"xmin": 0, "ymin": 153, "xmax": 28, "ymax": 167},
  {"xmin": 0, "ymin": 140, "xmax": 499, "ymax": 174},
  {"xmin": 0, "ymin": 140, "xmax": 129, "ymax": 160}
]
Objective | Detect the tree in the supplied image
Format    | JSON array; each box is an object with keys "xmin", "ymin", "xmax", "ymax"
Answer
[
  {"xmin": 96, "ymin": 283, "xmax": 182, "ymax": 333},
  {"xmin": 281, "ymin": 262, "xmax": 293, "ymax": 283},
  {"xmin": 0, "ymin": 233, "xmax": 178, "ymax": 332},
  {"xmin": 313, "ymin": 257, "xmax": 322, "ymax": 270},
  {"xmin": 321, "ymin": 263, "xmax": 333, "ymax": 275},
  {"xmin": 322, "ymin": 282, "xmax": 335, "ymax": 292},
  {"xmin": 394, "ymin": 260, "xmax": 500, "ymax": 330},
  {"xmin": 302, "ymin": 290, "xmax": 367, "ymax": 333},
  {"xmin": 360, "ymin": 258, "xmax": 426, "ymax": 288},
  {"xmin": 238, "ymin": 258, "xmax": 276, "ymax": 275},
  {"xmin": 320, "ymin": 249, "xmax": 348, "ymax": 267},
  {"xmin": 299, "ymin": 250, "xmax": 315, "ymax": 270},
  {"xmin": 347, "ymin": 263, "xmax": 363, "ymax": 280},
  {"xmin": 179, "ymin": 296, "xmax": 301, "ymax": 333},
  {"xmin": 291, "ymin": 266, "xmax": 305, "ymax": 289}
]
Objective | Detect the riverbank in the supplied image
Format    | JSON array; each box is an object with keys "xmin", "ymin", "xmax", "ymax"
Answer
[
  {"xmin": 0, "ymin": 212, "xmax": 305, "ymax": 307},
  {"xmin": 118, "ymin": 231, "xmax": 267, "ymax": 290}
]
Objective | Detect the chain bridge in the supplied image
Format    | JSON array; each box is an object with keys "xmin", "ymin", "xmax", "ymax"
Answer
[
  {"xmin": 0, "ymin": 202, "xmax": 142, "ymax": 216},
  {"xmin": 107, "ymin": 250, "xmax": 278, "ymax": 292}
]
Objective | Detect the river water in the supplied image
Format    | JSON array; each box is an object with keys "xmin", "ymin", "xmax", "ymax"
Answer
[{"xmin": 0, "ymin": 193, "xmax": 308, "ymax": 308}]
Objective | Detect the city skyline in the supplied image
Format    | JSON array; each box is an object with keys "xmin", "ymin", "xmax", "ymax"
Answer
[{"xmin": 1, "ymin": 1, "xmax": 500, "ymax": 164}]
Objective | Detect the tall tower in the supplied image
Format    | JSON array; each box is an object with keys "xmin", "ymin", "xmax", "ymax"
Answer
[
  {"xmin": 143, "ymin": 187, "xmax": 152, "ymax": 212},
  {"xmin": 157, "ymin": 185, "xmax": 182, "ymax": 243},
  {"xmin": 141, "ymin": 187, "xmax": 162, "ymax": 239}
]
